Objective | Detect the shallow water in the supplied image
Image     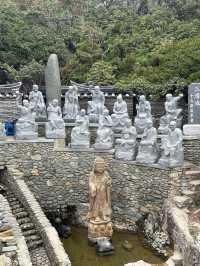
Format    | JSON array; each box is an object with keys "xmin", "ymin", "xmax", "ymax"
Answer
[{"xmin": 62, "ymin": 227, "xmax": 164, "ymax": 266}]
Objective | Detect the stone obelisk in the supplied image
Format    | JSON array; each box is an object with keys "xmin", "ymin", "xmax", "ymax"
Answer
[{"xmin": 45, "ymin": 54, "xmax": 61, "ymax": 106}]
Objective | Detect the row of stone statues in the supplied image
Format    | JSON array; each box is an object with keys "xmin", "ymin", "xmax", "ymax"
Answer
[{"xmin": 21, "ymin": 83, "xmax": 183, "ymax": 134}]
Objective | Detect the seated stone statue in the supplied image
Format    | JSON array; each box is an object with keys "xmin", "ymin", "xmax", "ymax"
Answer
[
  {"xmin": 111, "ymin": 94, "xmax": 129, "ymax": 132},
  {"xmin": 29, "ymin": 84, "xmax": 46, "ymax": 120},
  {"xmin": 115, "ymin": 119, "xmax": 137, "ymax": 161},
  {"xmin": 134, "ymin": 95, "xmax": 152, "ymax": 134},
  {"xmin": 159, "ymin": 121, "xmax": 184, "ymax": 167},
  {"xmin": 63, "ymin": 85, "xmax": 79, "ymax": 122},
  {"xmin": 158, "ymin": 94, "xmax": 183, "ymax": 134},
  {"xmin": 136, "ymin": 120, "xmax": 158, "ymax": 164},
  {"xmin": 16, "ymin": 99, "xmax": 38, "ymax": 140},
  {"xmin": 71, "ymin": 109, "xmax": 90, "ymax": 148},
  {"xmin": 46, "ymin": 99, "xmax": 65, "ymax": 139},
  {"xmin": 88, "ymin": 86, "xmax": 105, "ymax": 123},
  {"xmin": 94, "ymin": 109, "xmax": 114, "ymax": 150}
]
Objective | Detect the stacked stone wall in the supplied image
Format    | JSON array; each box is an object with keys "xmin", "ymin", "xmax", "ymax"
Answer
[{"xmin": 0, "ymin": 140, "xmax": 182, "ymax": 231}]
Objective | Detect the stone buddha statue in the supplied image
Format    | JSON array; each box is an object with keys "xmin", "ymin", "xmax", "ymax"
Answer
[
  {"xmin": 136, "ymin": 120, "xmax": 158, "ymax": 164},
  {"xmin": 88, "ymin": 86, "xmax": 105, "ymax": 123},
  {"xmin": 87, "ymin": 157, "xmax": 113, "ymax": 244},
  {"xmin": 63, "ymin": 85, "xmax": 79, "ymax": 122},
  {"xmin": 29, "ymin": 84, "xmax": 46, "ymax": 120},
  {"xmin": 111, "ymin": 94, "xmax": 129, "ymax": 132},
  {"xmin": 46, "ymin": 99, "xmax": 65, "ymax": 139},
  {"xmin": 159, "ymin": 121, "xmax": 184, "ymax": 167},
  {"xmin": 134, "ymin": 95, "xmax": 152, "ymax": 134},
  {"xmin": 158, "ymin": 94, "xmax": 183, "ymax": 134},
  {"xmin": 71, "ymin": 109, "xmax": 90, "ymax": 148},
  {"xmin": 94, "ymin": 109, "xmax": 114, "ymax": 150},
  {"xmin": 115, "ymin": 119, "xmax": 137, "ymax": 161},
  {"xmin": 16, "ymin": 99, "xmax": 38, "ymax": 140}
]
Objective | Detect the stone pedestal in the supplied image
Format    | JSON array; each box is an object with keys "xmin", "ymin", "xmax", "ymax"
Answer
[
  {"xmin": 88, "ymin": 220, "xmax": 113, "ymax": 242},
  {"xmin": 54, "ymin": 139, "xmax": 65, "ymax": 150},
  {"xmin": 183, "ymin": 124, "xmax": 200, "ymax": 137}
]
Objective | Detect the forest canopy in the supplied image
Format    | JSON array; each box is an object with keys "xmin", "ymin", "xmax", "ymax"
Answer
[{"xmin": 1, "ymin": 0, "xmax": 200, "ymax": 98}]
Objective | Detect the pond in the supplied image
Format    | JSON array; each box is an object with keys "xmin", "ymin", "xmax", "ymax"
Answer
[{"xmin": 62, "ymin": 227, "xmax": 165, "ymax": 266}]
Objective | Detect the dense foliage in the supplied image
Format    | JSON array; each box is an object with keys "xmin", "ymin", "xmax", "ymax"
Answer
[{"xmin": 1, "ymin": 0, "xmax": 200, "ymax": 97}]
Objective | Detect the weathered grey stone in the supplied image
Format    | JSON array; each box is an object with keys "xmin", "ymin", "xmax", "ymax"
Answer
[
  {"xmin": 134, "ymin": 95, "xmax": 152, "ymax": 134},
  {"xmin": 45, "ymin": 54, "xmax": 61, "ymax": 105},
  {"xmin": 88, "ymin": 86, "xmax": 105, "ymax": 123},
  {"xmin": 46, "ymin": 99, "xmax": 65, "ymax": 139},
  {"xmin": 94, "ymin": 109, "xmax": 113, "ymax": 150},
  {"xmin": 158, "ymin": 94, "xmax": 183, "ymax": 134},
  {"xmin": 183, "ymin": 124, "xmax": 200, "ymax": 136},
  {"xmin": 16, "ymin": 99, "xmax": 38, "ymax": 140},
  {"xmin": 115, "ymin": 119, "xmax": 137, "ymax": 161},
  {"xmin": 63, "ymin": 85, "xmax": 79, "ymax": 122},
  {"xmin": 159, "ymin": 121, "xmax": 184, "ymax": 168},
  {"xmin": 29, "ymin": 84, "xmax": 46, "ymax": 120},
  {"xmin": 188, "ymin": 83, "xmax": 200, "ymax": 124},
  {"xmin": 136, "ymin": 120, "xmax": 158, "ymax": 164},
  {"xmin": 111, "ymin": 94, "xmax": 129, "ymax": 132}
]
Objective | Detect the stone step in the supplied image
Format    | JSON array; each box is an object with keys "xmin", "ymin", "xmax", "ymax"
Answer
[
  {"xmin": 25, "ymin": 234, "xmax": 41, "ymax": 243},
  {"xmin": 23, "ymin": 229, "xmax": 37, "ymax": 237},
  {"xmin": 27, "ymin": 240, "xmax": 43, "ymax": 250},
  {"xmin": 15, "ymin": 211, "xmax": 28, "ymax": 219},
  {"xmin": 185, "ymin": 170, "xmax": 200, "ymax": 180},
  {"xmin": 190, "ymin": 180, "xmax": 200, "ymax": 192},
  {"xmin": 182, "ymin": 190, "xmax": 197, "ymax": 198},
  {"xmin": 21, "ymin": 222, "xmax": 35, "ymax": 231},
  {"xmin": 173, "ymin": 196, "xmax": 193, "ymax": 209},
  {"xmin": 17, "ymin": 217, "xmax": 31, "ymax": 225}
]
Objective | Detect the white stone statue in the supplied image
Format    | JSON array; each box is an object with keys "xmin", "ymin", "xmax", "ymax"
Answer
[
  {"xmin": 16, "ymin": 99, "xmax": 38, "ymax": 140},
  {"xmin": 111, "ymin": 94, "xmax": 129, "ymax": 132},
  {"xmin": 136, "ymin": 120, "xmax": 158, "ymax": 164},
  {"xmin": 88, "ymin": 86, "xmax": 105, "ymax": 123},
  {"xmin": 115, "ymin": 119, "xmax": 137, "ymax": 161},
  {"xmin": 134, "ymin": 95, "xmax": 152, "ymax": 134},
  {"xmin": 45, "ymin": 99, "xmax": 65, "ymax": 139},
  {"xmin": 94, "ymin": 109, "xmax": 114, "ymax": 150},
  {"xmin": 63, "ymin": 85, "xmax": 79, "ymax": 121},
  {"xmin": 0, "ymin": 122, "xmax": 6, "ymax": 138},
  {"xmin": 71, "ymin": 109, "xmax": 90, "ymax": 148},
  {"xmin": 29, "ymin": 84, "xmax": 46, "ymax": 120},
  {"xmin": 158, "ymin": 94, "xmax": 183, "ymax": 134},
  {"xmin": 159, "ymin": 121, "xmax": 184, "ymax": 167}
]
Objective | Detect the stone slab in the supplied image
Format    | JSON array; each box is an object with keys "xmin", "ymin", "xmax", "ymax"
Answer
[
  {"xmin": 188, "ymin": 83, "xmax": 200, "ymax": 124},
  {"xmin": 183, "ymin": 124, "xmax": 200, "ymax": 137}
]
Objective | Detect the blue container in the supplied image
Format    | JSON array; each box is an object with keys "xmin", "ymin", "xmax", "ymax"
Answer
[{"xmin": 5, "ymin": 121, "xmax": 15, "ymax": 136}]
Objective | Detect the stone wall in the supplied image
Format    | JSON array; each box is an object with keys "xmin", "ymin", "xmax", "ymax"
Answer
[
  {"xmin": 183, "ymin": 136, "xmax": 200, "ymax": 166},
  {"xmin": 1, "ymin": 168, "xmax": 71, "ymax": 266},
  {"xmin": 0, "ymin": 140, "xmax": 182, "ymax": 231}
]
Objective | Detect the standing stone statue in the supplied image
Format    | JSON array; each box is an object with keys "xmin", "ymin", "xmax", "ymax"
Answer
[
  {"xmin": 111, "ymin": 94, "xmax": 129, "ymax": 132},
  {"xmin": 94, "ymin": 109, "xmax": 114, "ymax": 150},
  {"xmin": 0, "ymin": 122, "xmax": 6, "ymax": 139},
  {"xmin": 45, "ymin": 99, "xmax": 65, "ymax": 139},
  {"xmin": 87, "ymin": 157, "xmax": 113, "ymax": 254},
  {"xmin": 71, "ymin": 109, "xmax": 90, "ymax": 148},
  {"xmin": 16, "ymin": 99, "xmax": 38, "ymax": 140},
  {"xmin": 115, "ymin": 119, "xmax": 137, "ymax": 161},
  {"xmin": 63, "ymin": 85, "xmax": 79, "ymax": 122},
  {"xmin": 158, "ymin": 94, "xmax": 183, "ymax": 134},
  {"xmin": 136, "ymin": 120, "xmax": 158, "ymax": 164},
  {"xmin": 88, "ymin": 86, "xmax": 105, "ymax": 123},
  {"xmin": 45, "ymin": 54, "xmax": 61, "ymax": 105},
  {"xmin": 29, "ymin": 84, "xmax": 46, "ymax": 120},
  {"xmin": 134, "ymin": 95, "xmax": 152, "ymax": 134},
  {"xmin": 159, "ymin": 121, "xmax": 184, "ymax": 167}
]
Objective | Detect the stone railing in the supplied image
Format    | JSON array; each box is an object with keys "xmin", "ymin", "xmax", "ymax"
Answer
[
  {"xmin": 0, "ymin": 194, "xmax": 32, "ymax": 266},
  {"xmin": 3, "ymin": 168, "xmax": 71, "ymax": 266}
]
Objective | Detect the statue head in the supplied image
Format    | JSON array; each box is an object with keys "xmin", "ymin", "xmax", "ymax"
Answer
[
  {"xmin": 117, "ymin": 94, "xmax": 123, "ymax": 103},
  {"xmin": 33, "ymin": 84, "xmax": 39, "ymax": 92},
  {"xmin": 166, "ymin": 94, "xmax": 172, "ymax": 101},
  {"xmin": 169, "ymin": 121, "xmax": 176, "ymax": 131},
  {"xmin": 94, "ymin": 157, "xmax": 106, "ymax": 174},
  {"xmin": 68, "ymin": 86, "xmax": 73, "ymax": 92},
  {"xmin": 103, "ymin": 108, "xmax": 109, "ymax": 116},
  {"xmin": 23, "ymin": 99, "xmax": 29, "ymax": 107},
  {"xmin": 52, "ymin": 99, "xmax": 58, "ymax": 107},
  {"xmin": 94, "ymin": 86, "xmax": 100, "ymax": 94},
  {"xmin": 139, "ymin": 95, "xmax": 146, "ymax": 102},
  {"xmin": 80, "ymin": 109, "xmax": 86, "ymax": 116}
]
